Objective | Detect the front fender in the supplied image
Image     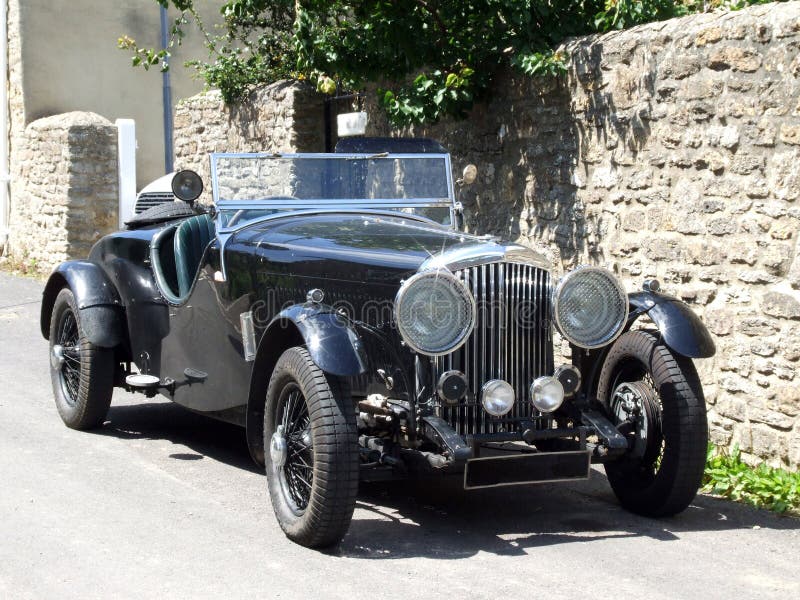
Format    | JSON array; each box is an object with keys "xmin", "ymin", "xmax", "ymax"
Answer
[
  {"xmin": 628, "ymin": 291, "xmax": 715, "ymax": 358},
  {"xmin": 244, "ymin": 303, "xmax": 367, "ymax": 465},
  {"xmin": 265, "ymin": 304, "xmax": 367, "ymax": 377},
  {"xmin": 41, "ymin": 261, "xmax": 123, "ymax": 348}
]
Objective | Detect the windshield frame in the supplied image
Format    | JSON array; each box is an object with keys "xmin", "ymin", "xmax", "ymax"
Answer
[{"xmin": 209, "ymin": 152, "xmax": 456, "ymax": 233}]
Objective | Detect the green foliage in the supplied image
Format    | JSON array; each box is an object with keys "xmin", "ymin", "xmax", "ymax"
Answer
[
  {"xmin": 703, "ymin": 444, "xmax": 800, "ymax": 514},
  {"xmin": 192, "ymin": 0, "xmax": 298, "ymax": 103},
  {"xmin": 513, "ymin": 50, "xmax": 569, "ymax": 78},
  {"xmin": 593, "ymin": 0, "xmax": 686, "ymax": 32},
  {"xmin": 379, "ymin": 69, "xmax": 476, "ymax": 126},
  {"xmin": 121, "ymin": 0, "xmax": 786, "ymax": 125}
]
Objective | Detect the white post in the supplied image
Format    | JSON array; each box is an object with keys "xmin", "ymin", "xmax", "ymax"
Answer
[
  {"xmin": 0, "ymin": 0, "xmax": 10, "ymax": 252},
  {"xmin": 116, "ymin": 119, "xmax": 137, "ymax": 228}
]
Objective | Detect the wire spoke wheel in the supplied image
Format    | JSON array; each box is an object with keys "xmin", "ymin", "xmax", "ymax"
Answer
[
  {"xmin": 598, "ymin": 329, "xmax": 708, "ymax": 517},
  {"xmin": 55, "ymin": 309, "xmax": 82, "ymax": 406},
  {"xmin": 276, "ymin": 384, "xmax": 313, "ymax": 512},
  {"xmin": 48, "ymin": 288, "xmax": 114, "ymax": 430},
  {"xmin": 264, "ymin": 346, "xmax": 358, "ymax": 548}
]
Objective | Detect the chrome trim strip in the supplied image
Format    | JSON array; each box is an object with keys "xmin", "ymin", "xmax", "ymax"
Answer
[
  {"xmin": 420, "ymin": 242, "xmax": 551, "ymax": 272},
  {"xmin": 499, "ymin": 262, "xmax": 506, "ymax": 381},
  {"xmin": 217, "ymin": 199, "xmax": 451, "ymax": 210},
  {"xmin": 481, "ymin": 264, "xmax": 488, "ymax": 434},
  {"xmin": 471, "ymin": 267, "xmax": 479, "ymax": 434},
  {"xmin": 216, "ymin": 207, "xmax": 452, "ymax": 236},
  {"xmin": 522, "ymin": 264, "xmax": 528, "ymax": 412},
  {"xmin": 211, "ymin": 151, "xmax": 453, "ymax": 160},
  {"xmin": 511, "ymin": 263, "xmax": 518, "ymax": 419}
]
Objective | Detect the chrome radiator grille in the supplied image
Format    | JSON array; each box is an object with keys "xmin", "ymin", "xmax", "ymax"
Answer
[{"xmin": 434, "ymin": 262, "xmax": 553, "ymax": 436}]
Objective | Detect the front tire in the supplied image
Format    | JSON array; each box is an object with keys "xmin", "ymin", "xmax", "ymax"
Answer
[
  {"xmin": 263, "ymin": 346, "xmax": 358, "ymax": 548},
  {"xmin": 49, "ymin": 288, "xmax": 114, "ymax": 429},
  {"xmin": 597, "ymin": 329, "xmax": 708, "ymax": 517}
]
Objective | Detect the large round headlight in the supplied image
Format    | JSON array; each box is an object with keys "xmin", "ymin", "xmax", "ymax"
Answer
[
  {"xmin": 553, "ymin": 267, "xmax": 628, "ymax": 349},
  {"xmin": 395, "ymin": 270, "xmax": 475, "ymax": 356}
]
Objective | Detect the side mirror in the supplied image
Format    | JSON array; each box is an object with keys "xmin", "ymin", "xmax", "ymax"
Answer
[
  {"xmin": 171, "ymin": 170, "xmax": 204, "ymax": 205},
  {"xmin": 457, "ymin": 164, "xmax": 478, "ymax": 186}
]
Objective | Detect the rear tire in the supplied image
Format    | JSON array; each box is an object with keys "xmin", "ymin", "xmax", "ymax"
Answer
[
  {"xmin": 263, "ymin": 346, "xmax": 358, "ymax": 548},
  {"xmin": 49, "ymin": 288, "xmax": 114, "ymax": 429},
  {"xmin": 597, "ymin": 329, "xmax": 708, "ymax": 517}
]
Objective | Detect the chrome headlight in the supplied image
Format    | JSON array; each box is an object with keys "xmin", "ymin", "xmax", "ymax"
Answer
[
  {"xmin": 553, "ymin": 267, "xmax": 628, "ymax": 349},
  {"xmin": 530, "ymin": 376, "xmax": 565, "ymax": 413},
  {"xmin": 481, "ymin": 379, "xmax": 515, "ymax": 416},
  {"xmin": 395, "ymin": 270, "xmax": 475, "ymax": 356}
]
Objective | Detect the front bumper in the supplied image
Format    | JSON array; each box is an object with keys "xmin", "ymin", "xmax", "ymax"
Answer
[{"xmin": 416, "ymin": 408, "xmax": 628, "ymax": 489}]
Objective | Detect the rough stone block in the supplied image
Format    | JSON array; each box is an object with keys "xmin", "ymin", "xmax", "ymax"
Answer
[
  {"xmin": 737, "ymin": 317, "xmax": 780, "ymax": 337},
  {"xmin": 591, "ymin": 165, "xmax": 619, "ymax": 189},
  {"xmin": 706, "ymin": 124, "xmax": 740, "ymax": 149},
  {"xmin": 705, "ymin": 308, "xmax": 735, "ymax": 336},
  {"xmin": 767, "ymin": 150, "xmax": 800, "ymax": 200},
  {"xmin": 708, "ymin": 46, "xmax": 762, "ymax": 72},
  {"xmin": 729, "ymin": 153, "xmax": 766, "ymax": 175},
  {"xmin": 687, "ymin": 242, "xmax": 726, "ymax": 266},
  {"xmin": 762, "ymin": 291, "xmax": 800, "ymax": 320},
  {"xmin": 716, "ymin": 396, "xmax": 747, "ymax": 421},
  {"xmin": 779, "ymin": 123, "xmax": 800, "ymax": 145},
  {"xmin": 745, "ymin": 424, "xmax": 782, "ymax": 459},
  {"xmin": 737, "ymin": 270, "xmax": 778, "ymax": 284},
  {"xmin": 707, "ymin": 217, "xmax": 738, "ymax": 236}
]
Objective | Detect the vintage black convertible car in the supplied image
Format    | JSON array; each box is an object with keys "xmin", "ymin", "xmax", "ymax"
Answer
[{"xmin": 41, "ymin": 138, "xmax": 715, "ymax": 548}]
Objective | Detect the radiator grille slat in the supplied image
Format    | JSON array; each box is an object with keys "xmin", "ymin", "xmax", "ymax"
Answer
[
  {"xmin": 135, "ymin": 192, "xmax": 175, "ymax": 214},
  {"xmin": 437, "ymin": 261, "xmax": 553, "ymax": 437}
]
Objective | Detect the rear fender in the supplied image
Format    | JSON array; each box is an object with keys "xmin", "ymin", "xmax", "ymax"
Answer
[{"xmin": 41, "ymin": 261, "xmax": 123, "ymax": 348}]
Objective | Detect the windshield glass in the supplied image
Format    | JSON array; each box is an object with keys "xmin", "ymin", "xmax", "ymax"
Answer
[{"xmin": 211, "ymin": 153, "xmax": 454, "ymax": 230}]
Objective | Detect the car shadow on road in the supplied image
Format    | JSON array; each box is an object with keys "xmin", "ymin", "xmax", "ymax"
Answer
[
  {"xmin": 339, "ymin": 474, "xmax": 800, "ymax": 559},
  {"xmin": 94, "ymin": 397, "xmax": 800, "ymax": 560},
  {"xmin": 94, "ymin": 398, "xmax": 262, "ymax": 474}
]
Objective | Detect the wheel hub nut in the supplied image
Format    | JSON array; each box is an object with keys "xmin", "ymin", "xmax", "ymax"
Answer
[
  {"xmin": 50, "ymin": 344, "xmax": 65, "ymax": 369},
  {"xmin": 270, "ymin": 425, "xmax": 288, "ymax": 468}
]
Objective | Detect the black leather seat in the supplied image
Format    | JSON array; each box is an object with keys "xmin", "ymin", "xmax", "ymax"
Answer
[{"xmin": 174, "ymin": 214, "xmax": 215, "ymax": 298}]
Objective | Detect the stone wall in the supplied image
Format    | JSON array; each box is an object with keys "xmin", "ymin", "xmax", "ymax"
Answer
[
  {"xmin": 173, "ymin": 3, "xmax": 800, "ymax": 467},
  {"xmin": 173, "ymin": 81, "xmax": 325, "ymax": 205},
  {"xmin": 8, "ymin": 112, "xmax": 118, "ymax": 270}
]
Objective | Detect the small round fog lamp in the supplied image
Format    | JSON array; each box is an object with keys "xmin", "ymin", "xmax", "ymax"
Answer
[
  {"xmin": 437, "ymin": 370, "xmax": 468, "ymax": 405},
  {"xmin": 530, "ymin": 376, "xmax": 565, "ymax": 413},
  {"xmin": 481, "ymin": 379, "xmax": 515, "ymax": 417}
]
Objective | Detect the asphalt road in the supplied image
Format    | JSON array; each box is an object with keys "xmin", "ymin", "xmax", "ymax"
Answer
[{"xmin": 1, "ymin": 271, "xmax": 799, "ymax": 600}]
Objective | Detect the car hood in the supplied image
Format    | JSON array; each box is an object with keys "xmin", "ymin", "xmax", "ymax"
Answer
[{"xmin": 231, "ymin": 213, "xmax": 548, "ymax": 286}]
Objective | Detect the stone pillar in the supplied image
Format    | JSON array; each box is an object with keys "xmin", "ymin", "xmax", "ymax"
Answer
[{"xmin": 8, "ymin": 112, "xmax": 118, "ymax": 271}]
